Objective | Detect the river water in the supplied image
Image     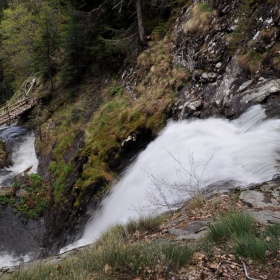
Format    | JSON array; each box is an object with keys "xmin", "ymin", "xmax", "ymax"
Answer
[
  {"xmin": 0, "ymin": 126, "xmax": 38, "ymax": 267},
  {"xmin": 61, "ymin": 105, "xmax": 280, "ymax": 252}
]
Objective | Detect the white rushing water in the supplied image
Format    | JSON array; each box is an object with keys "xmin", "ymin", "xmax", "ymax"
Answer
[
  {"xmin": 0, "ymin": 129, "xmax": 38, "ymax": 267},
  {"xmin": 0, "ymin": 252, "xmax": 33, "ymax": 268},
  {"xmin": 6, "ymin": 133, "xmax": 38, "ymax": 175},
  {"xmin": 61, "ymin": 105, "xmax": 280, "ymax": 252}
]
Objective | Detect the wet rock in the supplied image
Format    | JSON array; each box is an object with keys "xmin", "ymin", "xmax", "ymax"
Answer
[
  {"xmin": 181, "ymin": 100, "xmax": 203, "ymax": 118},
  {"xmin": 168, "ymin": 220, "xmax": 208, "ymax": 241},
  {"xmin": 121, "ymin": 134, "xmax": 137, "ymax": 147},
  {"xmin": 14, "ymin": 173, "xmax": 32, "ymax": 188},
  {"xmin": 213, "ymin": 58, "xmax": 243, "ymax": 107},
  {"xmin": 241, "ymin": 79, "xmax": 280, "ymax": 104},
  {"xmin": 0, "ymin": 204, "xmax": 45, "ymax": 260},
  {"xmin": 237, "ymin": 80, "xmax": 254, "ymax": 92},
  {"xmin": 244, "ymin": 209, "xmax": 280, "ymax": 225},
  {"xmin": 239, "ymin": 190, "xmax": 279, "ymax": 209},
  {"xmin": 200, "ymin": 72, "xmax": 218, "ymax": 83}
]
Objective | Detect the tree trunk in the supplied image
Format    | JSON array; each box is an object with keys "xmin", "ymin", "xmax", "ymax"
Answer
[{"xmin": 135, "ymin": 0, "xmax": 146, "ymax": 44}]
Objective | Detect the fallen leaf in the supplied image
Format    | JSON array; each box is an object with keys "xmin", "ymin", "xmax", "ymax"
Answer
[{"xmin": 57, "ymin": 264, "xmax": 62, "ymax": 271}]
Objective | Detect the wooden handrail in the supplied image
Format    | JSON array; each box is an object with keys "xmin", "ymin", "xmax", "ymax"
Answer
[{"xmin": 0, "ymin": 96, "xmax": 36, "ymax": 126}]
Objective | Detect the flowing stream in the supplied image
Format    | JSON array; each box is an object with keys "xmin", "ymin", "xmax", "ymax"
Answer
[
  {"xmin": 0, "ymin": 126, "xmax": 38, "ymax": 267},
  {"xmin": 61, "ymin": 105, "xmax": 280, "ymax": 252}
]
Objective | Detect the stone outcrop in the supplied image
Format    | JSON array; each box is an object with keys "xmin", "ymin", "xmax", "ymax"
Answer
[{"xmin": 172, "ymin": 0, "xmax": 280, "ymax": 120}]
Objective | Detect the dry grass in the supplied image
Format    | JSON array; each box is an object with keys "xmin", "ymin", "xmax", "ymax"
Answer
[
  {"xmin": 267, "ymin": 0, "xmax": 278, "ymax": 4},
  {"xmin": 170, "ymin": 67, "xmax": 191, "ymax": 90},
  {"xmin": 259, "ymin": 27, "xmax": 277, "ymax": 43},
  {"xmin": 237, "ymin": 48, "xmax": 261, "ymax": 75},
  {"xmin": 183, "ymin": 2, "xmax": 213, "ymax": 34},
  {"xmin": 272, "ymin": 57, "xmax": 280, "ymax": 72},
  {"xmin": 137, "ymin": 51, "xmax": 153, "ymax": 69}
]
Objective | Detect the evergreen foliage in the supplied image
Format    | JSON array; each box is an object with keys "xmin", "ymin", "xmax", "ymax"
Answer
[{"xmin": 0, "ymin": 0, "xmax": 176, "ymax": 90}]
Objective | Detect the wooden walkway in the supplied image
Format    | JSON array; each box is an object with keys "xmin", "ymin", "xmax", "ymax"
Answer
[{"xmin": 0, "ymin": 96, "xmax": 36, "ymax": 127}]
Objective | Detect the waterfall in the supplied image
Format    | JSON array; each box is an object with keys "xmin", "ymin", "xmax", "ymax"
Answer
[
  {"xmin": 0, "ymin": 126, "xmax": 38, "ymax": 268},
  {"xmin": 61, "ymin": 105, "xmax": 280, "ymax": 252},
  {"xmin": 0, "ymin": 252, "xmax": 34, "ymax": 268},
  {"xmin": 0, "ymin": 126, "xmax": 38, "ymax": 185}
]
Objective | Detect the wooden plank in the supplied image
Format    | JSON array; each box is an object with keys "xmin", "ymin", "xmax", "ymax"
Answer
[{"xmin": 0, "ymin": 96, "xmax": 36, "ymax": 127}]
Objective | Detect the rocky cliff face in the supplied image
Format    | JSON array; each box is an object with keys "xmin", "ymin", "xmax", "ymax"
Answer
[{"xmin": 172, "ymin": 0, "xmax": 280, "ymax": 120}]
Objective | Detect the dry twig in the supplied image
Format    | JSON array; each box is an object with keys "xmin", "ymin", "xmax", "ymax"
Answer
[{"xmin": 241, "ymin": 260, "xmax": 256, "ymax": 280}]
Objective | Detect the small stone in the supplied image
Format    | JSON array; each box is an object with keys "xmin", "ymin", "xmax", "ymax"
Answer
[
  {"xmin": 238, "ymin": 80, "xmax": 253, "ymax": 92},
  {"xmin": 253, "ymin": 31, "xmax": 260, "ymax": 41},
  {"xmin": 16, "ymin": 189, "xmax": 28, "ymax": 198},
  {"xmin": 215, "ymin": 62, "xmax": 222, "ymax": 68}
]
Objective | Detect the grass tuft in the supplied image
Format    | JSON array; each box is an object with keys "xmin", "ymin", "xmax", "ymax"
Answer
[
  {"xmin": 183, "ymin": 2, "xmax": 213, "ymax": 34},
  {"xmin": 126, "ymin": 214, "xmax": 169, "ymax": 234},
  {"xmin": 206, "ymin": 211, "xmax": 255, "ymax": 243},
  {"xmin": 237, "ymin": 48, "xmax": 261, "ymax": 75},
  {"xmin": 204, "ymin": 211, "xmax": 280, "ymax": 261},
  {"xmin": 234, "ymin": 234, "xmax": 267, "ymax": 260}
]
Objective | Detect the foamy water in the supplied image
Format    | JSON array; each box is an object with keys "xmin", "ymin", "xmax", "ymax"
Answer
[
  {"xmin": 5, "ymin": 132, "xmax": 38, "ymax": 175},
  {"xmin": 0, "ymin": 252, "xmax": 33, "ymax": 268},
  {"xmin": 0, "ymin": 128, "xmax": 38, "ymax": 268},
  {"xmin": 61, "ymin": 105, "xmax": 280, "ymax": 252}
]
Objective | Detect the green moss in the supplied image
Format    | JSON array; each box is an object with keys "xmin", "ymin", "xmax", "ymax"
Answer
[
  {"xmin": 196, "ymin": 2, "xmax": 213, "ymax": 13},
  {"xmin": 109, "ymin": 85, "xmax": 124, "ymax": 97},
  {"xmin": 49, "ymin": 161, "xmax": 73, "ymax": 203}
]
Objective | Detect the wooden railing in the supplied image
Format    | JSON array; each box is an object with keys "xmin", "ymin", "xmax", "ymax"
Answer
[
  {"xmin": 0, "ymin": 96, "xmax": 36, "ymax": 126},
  {"xmin": 0, "ymin": 77, "xmax": 37, "ymax": 126}
]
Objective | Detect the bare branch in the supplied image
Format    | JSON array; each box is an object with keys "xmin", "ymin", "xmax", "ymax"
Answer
[
  {"xmin": 89, "ymin": 0, "xmax": 108, "ymax": 14},
  {"xmin": 145, "ymin": 150, "xmax": 214, "ymax": 212}
]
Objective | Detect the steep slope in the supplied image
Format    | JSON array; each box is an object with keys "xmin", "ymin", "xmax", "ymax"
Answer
[{"xmin": 27, "ymin": 0, "xmax": 280, "ymax": 255}]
